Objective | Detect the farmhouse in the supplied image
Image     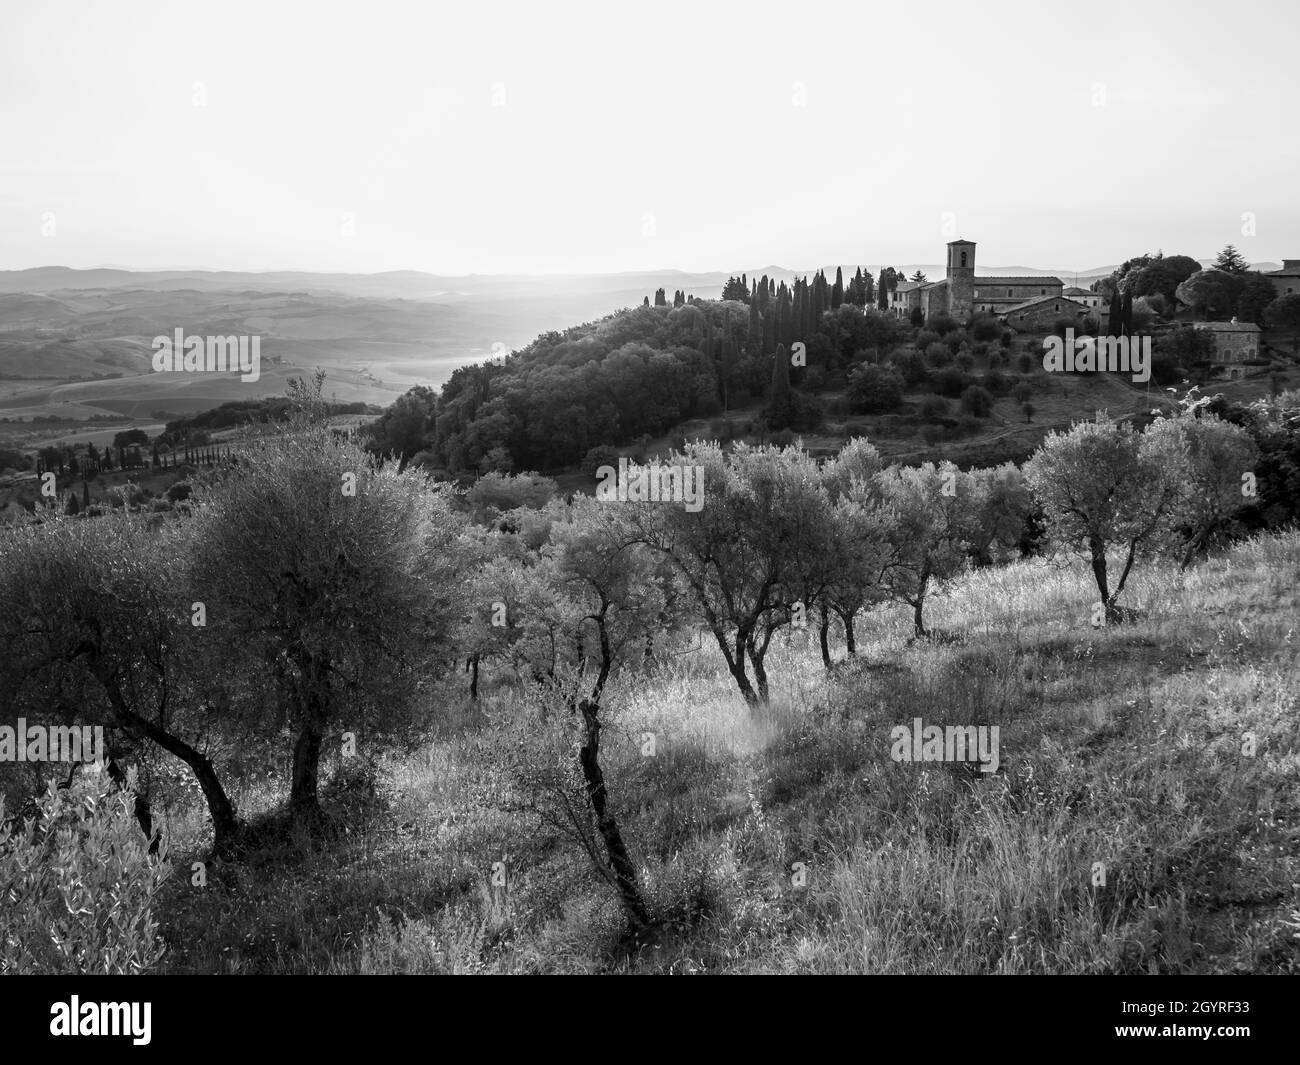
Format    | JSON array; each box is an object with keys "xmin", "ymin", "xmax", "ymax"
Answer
[
  {"xmin": 996, "ymin": 294, "xmax": 1092, "ymax": 332},
  {"xmin": 1063, "ymin": 286, "xmax": 1107, "ymax": 311},
  {"xmin": 888, "ymin": 239, "xmax": 1068, "ymax": 324},
  {"xmin": 1193, "ymin": 318, "xmax": 1261, "ymax": 380},
  {"xmin": 1265, "ymin": 259, "xmax": 1300, "ymax": 298}
]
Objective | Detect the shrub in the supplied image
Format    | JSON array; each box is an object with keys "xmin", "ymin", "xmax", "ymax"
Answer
[
  {"xmin": 933, "ymin": 367, "xmax": 971, "ymax": 398},
  {"xmin": 0, "ymin": 774, "xmax": 170, "ymax": 974},
  {"xmin": 890, "ymin": 350, "xmax": 931, "ymax": 385},
  {"xmin": 583, "ymin": 445, "xmax": 621, "ymax": 480},
  {"xmin": 925, "ymin": 342, "xmax": 952, "ymax": 368},
  {"xmin": 970, "ymin": 315, "xmax": 1002, "ymax": 342},
  {"xmin": 919, "ymin": 395, "xmax": 949, "ymax": 420},
  {"xmin": 847, "ymin": 364, "xmax": 905, "ymax": 414},
  {"xmin": 961, "ymin": 385, "xmax": 995, "ymax": 417}
]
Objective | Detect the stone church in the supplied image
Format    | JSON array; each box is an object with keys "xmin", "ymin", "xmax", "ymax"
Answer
[{"xmin": 888, "ymin": 240, "xmax": 1078, "ymax": 325}]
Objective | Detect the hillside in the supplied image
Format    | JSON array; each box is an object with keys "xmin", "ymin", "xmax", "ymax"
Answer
[
  {"xmin": 396, "ymin": 295, "xmax": 1295, "ymax": 481},
  {"xmin": 151, "ymin": 530, "xmax": 1300, "ymax": 974}
]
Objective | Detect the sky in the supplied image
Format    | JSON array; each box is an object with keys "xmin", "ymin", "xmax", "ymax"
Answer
[{"xmin": 2, "ymin": 0, "xmax": 1297, "ymax": 276}]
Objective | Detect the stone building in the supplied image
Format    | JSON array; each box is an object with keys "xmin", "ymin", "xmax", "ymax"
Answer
[
  {"xmin": 996, "ymin": 294, "xmax": 1092, "ymax": 332},
  {"xmin": 1063, "ymin": 286, "xmax": 1107, "ymax": 311},
  {"xmin": 1193, "ymin": 318, "xmax": 1262, "ymax": 380},
  {"xmin": 888, "ymin": 239, "xmax": 1066, "ymax": 323},
  {"xmin": 1265, "ymin": 259, "xmax": 1300, "ymax": 298}
]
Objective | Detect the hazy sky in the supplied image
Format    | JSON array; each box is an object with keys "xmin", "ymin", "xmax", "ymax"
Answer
[{"xmin": 2, "ymin": 0, "xmax": 1296, "ymax": 275}]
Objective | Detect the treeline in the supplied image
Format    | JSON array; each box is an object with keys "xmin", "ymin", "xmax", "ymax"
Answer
[
  {"xmin": 367, "ymin": 299, "xmax": 909, "ymax": 474},
  {"xmin": 157, "ymin": 396, "xmax": 375, "ymax": 448},
  {"xmin": 1098, "ymin": 245, "xmax": 1300, "ymax": 337}
]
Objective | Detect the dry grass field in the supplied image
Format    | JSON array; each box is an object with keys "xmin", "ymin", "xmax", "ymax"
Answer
[{"xmin": 142, "ymin": 530, "xmax": 1300, "ymax": 974}]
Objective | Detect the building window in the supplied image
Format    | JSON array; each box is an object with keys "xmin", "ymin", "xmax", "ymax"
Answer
[
  {"xmin": 1007, "ymin": 289, "xmax": 1012, "ymax": 298},
  {"xmin": 961, "ymin": 252, "xmax": 967, "ymax": 267},
  {"xmin": 1041, "ymin": 289, "xmax": 1046, "ymax": 295}
]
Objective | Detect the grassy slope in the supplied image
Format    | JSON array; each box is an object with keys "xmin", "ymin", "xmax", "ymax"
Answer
[{"xmin": 151, "ymin": 530, "xmax": 1300, "ymax": 974}]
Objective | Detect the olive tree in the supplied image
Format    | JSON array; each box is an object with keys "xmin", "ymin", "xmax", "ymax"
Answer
[
  {"xmin": 817, "ymin": 438, "xmax": 893, "ymax": 662},
  {"xmin": 1142, "ymin": 411, "xmax": 1258, "ymax": 569},
  {"xmin": 1024, "ymin": 416, "xmax": 1181, "ymax": 623},
  {"xmin": 875, "ymin": 461, "xmax": 982, "ymax": 638},
  {"xmin": 185, "ymin": 425, "xmax": 469, "ymax": 831},
  {"xmin": 635, "ymin": 441, "xmax": 834, "ymax": 704},
  {"xmin": 0, "ymin": 512, "xmax": 239, "ymax": 854}
]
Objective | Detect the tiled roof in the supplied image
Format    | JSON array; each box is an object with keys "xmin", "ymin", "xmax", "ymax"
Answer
[
  {"xmin": 974, "ymin": 276, "xmax": 1065, "ymax": 286},
  {"xmin": 997, "ymin": 295, "xmax": 1088, "ymax": 315},
  {"xmin": 1194, "ymin": 320, "xmax": 1261, "ymax": 332}
]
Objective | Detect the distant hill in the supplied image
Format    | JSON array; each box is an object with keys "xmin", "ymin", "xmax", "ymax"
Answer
[{"xmin": 0, "ymin": 261, "xmax": 1212, "ymax": 305}]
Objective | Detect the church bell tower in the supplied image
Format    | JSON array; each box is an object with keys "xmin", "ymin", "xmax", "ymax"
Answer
[{"xmin": 946, "ymin": 239, "xmax": 976, "ymax": 321}]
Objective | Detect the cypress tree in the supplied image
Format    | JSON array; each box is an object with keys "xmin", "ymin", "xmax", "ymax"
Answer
[
  {"xmin": 774, "ymin": 285, "xmax": 789, "ymax": 349},
  {"xmin": 769, "ymin": 342, "xmax": 794, "ymax": 429},
  {"xmin": 773, "ymin": 285, "xmax": 786, "ymax": 351},
  {"xmin": 1108, "ymin": 288, "xmax": 1122, "ymax": 335},
  {"xmin": 832, "ymin": 267, "xmax": 844, "ymax": 309},
  {"xmin": 1121, "ymin": 290, "xmax": 1133, "ymax": 335},
  {"xmin": 748, "ymin": 296, "xmax": 761, "ymax": 355}
]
